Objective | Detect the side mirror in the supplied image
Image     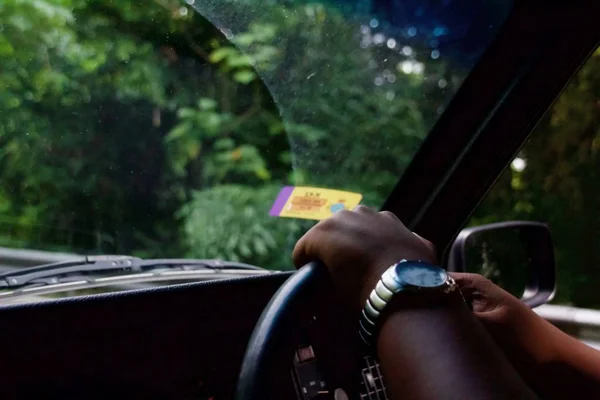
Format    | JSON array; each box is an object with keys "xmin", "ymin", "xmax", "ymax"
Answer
[{"xmin": 447, "ymin": 221, "xmax": 556, "ymax": 308}]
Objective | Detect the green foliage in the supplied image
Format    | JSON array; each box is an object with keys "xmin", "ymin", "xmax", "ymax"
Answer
[
  {"xmin": 0, "ymin": 0, "xmax": 464, "ymax": 272},
  {"xmin": 5, "ymin": 0, "xmax": 600, "ymax": 307},
  {"xmin": 166, "ymin": 97, "xmax": 271, "ymax": 182},
  {"xmin": 180, "ymin": 185, "xmax": 301, "ymax": 267},
  {"xmin": 470, "ymin": 48, "xmax": 600, "ymax": 308}
]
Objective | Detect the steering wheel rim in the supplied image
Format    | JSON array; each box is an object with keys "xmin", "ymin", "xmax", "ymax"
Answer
[{"xmin": 235, "ymin": 261, "xmax": 327, "ymax": 400}]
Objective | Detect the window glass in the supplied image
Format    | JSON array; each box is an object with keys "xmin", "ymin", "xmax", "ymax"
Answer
[
  {"xmin": 469, "ymin": 47, "xmax": 600, "ymax": 308},
  {"xmin": 1, "ymin": 0, "xmax": 512, "ymax": 269}
]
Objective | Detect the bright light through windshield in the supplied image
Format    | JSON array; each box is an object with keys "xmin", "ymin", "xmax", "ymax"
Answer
[{"xmin": 0, "ymin": 0, "xmax": 512, "ymax": 270}]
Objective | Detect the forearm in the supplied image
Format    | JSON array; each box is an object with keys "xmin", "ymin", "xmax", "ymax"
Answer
[
  {"xmin": 543, "ymin": 328, "xmax": 600, "ymax": 398},
  {"xmin": 495, "ymin": 310, "xmax": 600, "ymax": 399},
  {"xmin": 377, "ymin": 292, "xmax": 537, "ymax": 400}
]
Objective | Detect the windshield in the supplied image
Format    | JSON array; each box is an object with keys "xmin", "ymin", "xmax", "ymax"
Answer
[{"xmin": 0, "ymin": 0, "xmax": 512, "ymax": 271}]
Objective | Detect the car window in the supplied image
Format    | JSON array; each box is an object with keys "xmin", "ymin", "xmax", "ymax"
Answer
[
  {"xmin": 469, "ymin": 46, "xmax": 600, "ymax": 308},
  {"xmin": 1, "ymin": 0, "xmax": 512, "ymax": 270}
]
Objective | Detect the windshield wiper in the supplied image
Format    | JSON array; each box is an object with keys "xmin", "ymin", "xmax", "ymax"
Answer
[{"xmin": 0, "ymin": 255, "xmax": 271, "ymax": 290}]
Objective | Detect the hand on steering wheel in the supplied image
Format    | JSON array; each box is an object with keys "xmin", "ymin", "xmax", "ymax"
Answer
[
  {"xmin": 237, "ymin": 207, "xmax": 538, "ymax": 400},
  {"xmin": 293, "ymin": 206, "xmax": 436, "ymax": 309},
  {"xmin": 236, "ymin": 206, "xmax": 438, "ymax": 400}
]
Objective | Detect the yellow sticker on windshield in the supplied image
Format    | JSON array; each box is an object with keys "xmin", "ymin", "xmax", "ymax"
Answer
[{"xmin": 269, "ymin": 186, "xmax": 363, "ymax": 221}]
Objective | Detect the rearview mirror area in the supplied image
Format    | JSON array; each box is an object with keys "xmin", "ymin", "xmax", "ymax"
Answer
[{"xmin": 447, "ymin": 222, "xmax": 556, "ymax": 308}]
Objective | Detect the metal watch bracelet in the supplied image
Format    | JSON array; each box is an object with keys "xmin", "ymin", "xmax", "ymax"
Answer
[{"xmin": 359, "ymin": 263, "xmax": 458, "ymax": 347}]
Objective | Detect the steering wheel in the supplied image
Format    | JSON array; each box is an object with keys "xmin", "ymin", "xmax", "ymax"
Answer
[{"xmin": 235, "ymin": 262, "xmax": 331, "ymax": 399}]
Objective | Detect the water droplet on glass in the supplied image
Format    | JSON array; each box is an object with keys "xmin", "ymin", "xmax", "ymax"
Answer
[
  {"xmin": 400, "ymin": 61, "xmax": 413, "ymax": 74},
  {"xmin": 402, "ymin": 46, "xmax": 413, "ymax": 56},
  {"xmin": 386, "ymin": 38, "xmax": 396, "ymax": 49},
  {"xmin": 431, "ymin": 50, "xmax": 440, "ymax": 60},
  {"xmin": 373, "ymin": 33, "xmax": 385, "ymax": 45},
  {"xmin": 511, "ymin": 157, "xmax": 527, "ymax": 172},
  {"xmin": 433, "ymin": 26, "xmax": 447, "ymax": 37},
  {"xmin": 222, "ymin": 28, "xmax": 234, "ymax": 40},
  {"xmin": 407, "ymin": 27, "xmax": 417, "ymax": 37},
  {"xmin": 370, "ymin": 19, "xmax": 379, "ymax": 28}
]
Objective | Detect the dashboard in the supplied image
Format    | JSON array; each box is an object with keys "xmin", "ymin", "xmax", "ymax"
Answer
[
  {"xmin": 0, "ymin": 272, "xmax": 383, "ymax": 399},
  {"xmin": 292, "ymin": 347, "xmax": 387, "ymax": 399}
]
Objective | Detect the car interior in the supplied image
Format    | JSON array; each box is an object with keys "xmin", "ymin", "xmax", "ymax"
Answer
[{"xmin": 1, "ymin": 1, "xmax": 599, "ymax": 400}]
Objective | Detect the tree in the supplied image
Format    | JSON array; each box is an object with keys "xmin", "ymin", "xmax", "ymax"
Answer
[
  {"xmin": 471, "ymin": 48, "xmax": 600, "ymax": 307},
  {"xmin": 0, "ymin": 0, "xmax": 470, "ymax": 271},
  {"xmin": 167, "ymin": 0, "xmax": 466, "ymax": 267}
]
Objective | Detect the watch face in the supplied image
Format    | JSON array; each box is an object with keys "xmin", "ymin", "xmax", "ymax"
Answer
[{"xmin": 394, "ymin": 262, "xmax": 447, "ymax": 288}]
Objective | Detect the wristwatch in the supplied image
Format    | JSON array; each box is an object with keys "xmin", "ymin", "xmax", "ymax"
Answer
[{"xmin": 359, "ymin": 260, "xmax": 458, "ymax": 346}]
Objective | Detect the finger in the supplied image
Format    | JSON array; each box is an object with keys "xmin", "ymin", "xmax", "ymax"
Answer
[
  {"xmin": 379, "ymin": 211, "xmax": 412, "ymax": 235},
  {"xmin": 292, "ymin": 218, "xmax": 336, "ymax": 268},
  {"xmin": 379, "ymin": 210, "xmax": 400, "ymax": 220},
  {"xmin": 413, "ymin": 232, "xmax": 437, "ymax": 256},
  {"xmin": 449, "ymin": 273, "xmax": 495, "ymax": 302},
  {"xmin": 379, "ymin": 211, "xmax": 414, "ymax": 235},
  {"xmin": 450, "ymin": 272, "xmax": 490, "ymax": 288},
  {"xmin": 292, "ymin": 229, "xmax": 318, "ymax": 269},
  {"xmin": 353, "ymin": 205, "xmax": 375, "ymax": 214}
]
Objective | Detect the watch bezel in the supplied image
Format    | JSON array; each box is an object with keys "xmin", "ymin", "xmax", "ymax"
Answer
[{"xmin": 392, "ymin": 260, "xmax": 450, "ymax": 290}]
